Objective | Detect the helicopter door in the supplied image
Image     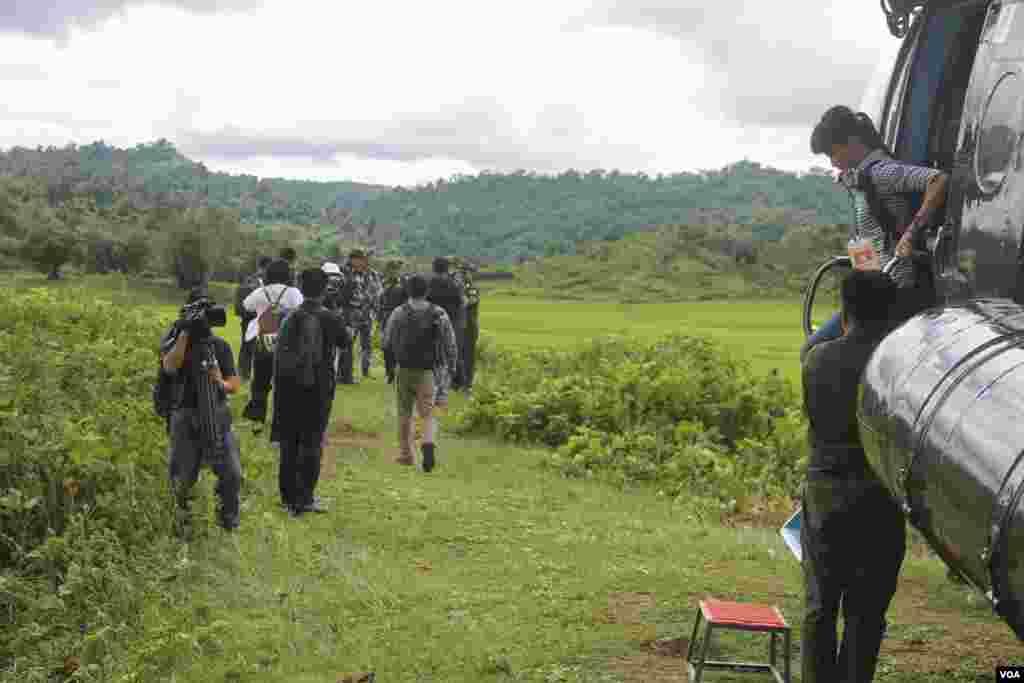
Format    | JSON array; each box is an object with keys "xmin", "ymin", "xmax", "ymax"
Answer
[{"xmin": 953, "ymin": 0, "xmax": 1024, "ymax": 301}]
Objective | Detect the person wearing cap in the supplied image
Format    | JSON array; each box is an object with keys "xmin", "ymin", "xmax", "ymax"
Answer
[
  {"xmin": 378, "ymin": 259, "xmax": 409, "ymax": 384},
  {"xmin": 338, "ymin": 248, "xmax": 382, "ymax": 384},
  {"xmin": 321, "ymin": 261, "xmax": 348, "ymax": 378}
]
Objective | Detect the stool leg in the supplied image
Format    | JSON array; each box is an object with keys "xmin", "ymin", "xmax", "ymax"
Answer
[
  {"xmin": 693, "ymin": 624, "xmax": 714, "ymax": 683},
  {"xmin": 686, "ymin": 607, "xmax": 703, "ymax": 664},
  {"xmin": 783, "ymin": 629, "xmax": 791, "ymax": 683}
]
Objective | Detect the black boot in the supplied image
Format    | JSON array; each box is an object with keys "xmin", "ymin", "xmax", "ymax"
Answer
[{"xmin": 421, "ymin": 443, "xmax": 436, "ymax": 473}]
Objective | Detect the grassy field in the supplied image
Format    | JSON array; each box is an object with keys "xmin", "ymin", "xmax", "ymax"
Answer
[
  {"xmin": 7, "ymin": 272, "xmax": 1022, "ymax": 682},
  {"xmin": 475, "ymin": 295, "xmax": 807, "ymax": 388}
]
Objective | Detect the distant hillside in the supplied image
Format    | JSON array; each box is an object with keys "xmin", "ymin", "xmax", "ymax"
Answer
[
  {"xmin": 356, "ymin": 162, "xmax": 850, "ymax": 262},
  {"xmin": 0, "ymin": 140, "xmax": 856, "ymax": 267},
  {"xmin": 491, "ymin": 221, "xmax": 849, "ymax": 302},
  {"xmin": 0, "ymin": 140, "xmax": 391, "ymax": 226}
]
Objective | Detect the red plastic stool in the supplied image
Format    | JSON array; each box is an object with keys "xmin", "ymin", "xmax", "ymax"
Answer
[{"xmin": 686, "ymin": 598, "xmax": 791, "ymax": 683}]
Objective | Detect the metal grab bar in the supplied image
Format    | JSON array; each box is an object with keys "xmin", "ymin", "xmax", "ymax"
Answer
[{"xmin": 803, "ymin": 256, "xmax": 852, "ymax": 339}]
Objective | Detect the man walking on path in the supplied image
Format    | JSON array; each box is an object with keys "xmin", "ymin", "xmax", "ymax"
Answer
[
  {"xmin": 383, "ymin": 273, "xmax": 457, "ymax": 472},
  {"xmin": 337, "ymin": 248, "xmax": 382, "ymax": 384},
  {"xmin": 800, "ymin": 269, "xmax": 906, "ymax": 683},
  {"xmin": 234, "ymin": 256, "xmax": 271, "ymax": 382},
  {"xmin": 241, "ymin": 259, "xmax": 303, "ymax": 434},
  {"xmin": 426, "ymin": 257, "xmax": 464, "ymax": 409},
  {"xmin": 378, "ymin": 259, "xmax": 409, "ymax": 384},
  {"xmin": 272, "ymin": 268, "xmax": 349, "ymax": 515}
]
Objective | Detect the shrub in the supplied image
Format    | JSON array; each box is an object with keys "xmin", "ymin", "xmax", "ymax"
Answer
[
  {"xmin": 453, "ymin": 333, "xmax": 807, "ymax": 509},
  {"xmin": 0, "ymin": 288, "xmax": 182, "ymax": 678}
]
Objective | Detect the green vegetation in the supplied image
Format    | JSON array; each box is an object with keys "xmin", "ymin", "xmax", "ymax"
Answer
[
  {"xmin": 495, "ymin": 221, "xmax": 848, "ymax": 302},
  {"xmin": 4, "ymin": 272, "xmax": 1015, "ymax": 682},
  {"xmin": 356, "ymin": 162, "xmax": 848, "ymax": 261},
  {"xmin": 0, "ymin": 140, "xmax": 388, "ymax": 225},
  {"xmin": 2, "ymin": 140, "xmax": 854, "ymax": 269},
  {"xmin": 454, "ymin": 334, "xmax": 805, "ymax": 515},
  {"xmin": 0, "ymin": 283, "xmax": 182, "ymax": 678}
]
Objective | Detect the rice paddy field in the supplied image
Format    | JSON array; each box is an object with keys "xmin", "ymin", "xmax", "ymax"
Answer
[{"xmin": 476, "ymin": 296, "xmax": 809, "ymax": 388}]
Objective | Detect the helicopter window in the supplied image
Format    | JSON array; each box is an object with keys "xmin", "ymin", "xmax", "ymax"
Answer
[{"xmin": 975, "ymin": 71, "xmax": 1023, "ymax": 194}]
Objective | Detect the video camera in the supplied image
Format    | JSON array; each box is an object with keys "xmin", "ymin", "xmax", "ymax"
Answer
[{"xmin": 176, "ymin": 296, "xmax": 227, "ymax": 335}]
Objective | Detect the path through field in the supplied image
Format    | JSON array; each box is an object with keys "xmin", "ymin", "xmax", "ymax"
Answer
[{"xmin": 158, "ymin": 375, "xmax": 1021, "ymax": 683}]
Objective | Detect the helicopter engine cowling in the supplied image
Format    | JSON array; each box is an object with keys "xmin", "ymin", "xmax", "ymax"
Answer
[{"xmin": 859, "ymin": 298, "xmax": 1024, "ymax": 639}]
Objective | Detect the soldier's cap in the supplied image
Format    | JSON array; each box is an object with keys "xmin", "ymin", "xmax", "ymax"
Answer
[
  {"xmin": 322, "ymin": 262, "xmax": 342, "ymax": 275},
  {"xmin": 349, "ymin": 247, "xmax": 367, "ymax": 258}
]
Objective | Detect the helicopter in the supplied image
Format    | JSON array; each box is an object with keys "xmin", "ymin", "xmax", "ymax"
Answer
[{"xmin": 802, "ymin": 0, "xmax": 1024, "ymax": 640}]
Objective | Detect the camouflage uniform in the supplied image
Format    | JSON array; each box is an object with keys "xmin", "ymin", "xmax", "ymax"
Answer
[
  {"xmin": 378, "ymin": 260, "xmax": 409, "ymax": 384},
  {"xmin": 452, "ymin": 259, "xmax": 480, "ymax": 392},
  {"xmin": 337, "ymin": 259, "xmax": 383, "ymax": 383}
]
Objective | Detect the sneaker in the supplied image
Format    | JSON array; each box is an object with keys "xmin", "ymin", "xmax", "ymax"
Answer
[
  {"xmin": 394, "ymin": 453, "xmax": 415, "ymax": 466},
  {"xmin": 421, "ymin": 443, "xmax": 436, "ymax": 473},
  {"xmin": 300, "ymin": 497, "xmax": 329, "ymax": 513}
]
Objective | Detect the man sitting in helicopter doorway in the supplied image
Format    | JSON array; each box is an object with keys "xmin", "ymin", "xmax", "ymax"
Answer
[
  {"xmin": 801, "ymin": 269, "xmax": 906, "ymax": 683},
  {"xmin": 802, "ymin": 105, "xmax": 948, "ymax": 362}
]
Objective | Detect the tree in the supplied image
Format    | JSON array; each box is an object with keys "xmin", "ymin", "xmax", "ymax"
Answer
[{"xmin": 21, "ymin": 225, "xmax": 77, "ymax": 279}]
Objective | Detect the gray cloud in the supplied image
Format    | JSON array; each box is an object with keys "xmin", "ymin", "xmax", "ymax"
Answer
[
  {"xmin": 578, "ymin": 1, "xmax": 885, "ymax": 129},
  {"xmin": 176, "ymin": 98, "xmax": 647, "ymax": 173},
  {"xmin": 0, "ymin": 0, "xmax": 260, "ymax": 38}
]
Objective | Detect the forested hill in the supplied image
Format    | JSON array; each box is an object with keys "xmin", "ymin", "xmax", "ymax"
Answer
[
  {"xmin": 0, "ymin": 140, "xmax": 854, "ymax": 263},
  {"xmin": 0, "ymin": 140, "xmax": 390, "ymax": 225},
  {"xmin": 354, "ymin": 162, "xmax": 851, "ymax": 262}
]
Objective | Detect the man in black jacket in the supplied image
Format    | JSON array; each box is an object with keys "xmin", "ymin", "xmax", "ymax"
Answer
[
  {"xmin": 800, "ymin": 269, "xmax": 906, "ymax": 683},
  {"xmin": 426, "ymin": 257, "xmax": 464, "ymax": 407},
  {"xmin": 272, "ymin": 268, "xmax": 350, "ymax": 516}
]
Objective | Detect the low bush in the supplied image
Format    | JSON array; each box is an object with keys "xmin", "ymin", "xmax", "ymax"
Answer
[
  {"xmin": 454, "ymin": 333, "xmax": 807, "ymax": 512},
  {"xmin": 0, "ymin": 288, "xmax": 188, "ymax": 680}
]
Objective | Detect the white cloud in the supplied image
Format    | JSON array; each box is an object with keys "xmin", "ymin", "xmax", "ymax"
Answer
[{"xmin": 0, "ymin": 0, "xmax": 904, "ymax": 186}]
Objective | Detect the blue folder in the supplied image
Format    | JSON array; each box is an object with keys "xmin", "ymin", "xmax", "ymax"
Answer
[{"xmin": 780, "ymin": 506, "xmax": 803, "ymax": 563}]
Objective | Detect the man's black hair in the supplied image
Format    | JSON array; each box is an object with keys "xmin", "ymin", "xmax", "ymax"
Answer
[
  {"xmin": 300, "ymin": 268, "xmax": 327, "ymax": 298},
  {"xmin": 811, "ymin": 106, "xmax": 889, "ymax": 155},
  {"xmin": 841, "ymin": 270, "xmax": 898, "ymax": 330},
  {"xmin": 257, "ymin": 256, "xmax": 272, "ymax": 269},
  {"xmin": 265, "ymin": 259, "xmax": 292, "ymax": 286},
  {"xmin": 405, "ymin": 273, "xmax": 429, "ymax": 299},
  {"xmin": 279, "ymin": 247, "xmax": 297, "ymax": 263},
  {"xmin": 432, "ymin": 257, "xmax": 449, "ymax": 274}
]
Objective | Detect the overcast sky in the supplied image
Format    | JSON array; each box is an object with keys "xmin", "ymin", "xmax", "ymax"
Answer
[{"xmin": 0, "ymin": 1, "xmax": 904, "ymax": 187}]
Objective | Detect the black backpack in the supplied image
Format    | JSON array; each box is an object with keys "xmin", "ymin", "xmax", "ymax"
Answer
[
  {"xmin": 394, "ymin": 304, "xmax": 441, "ymax": 370},
  {"xmin": 275, "ymin": 309, "xmax": 324, "ymax": 387}
]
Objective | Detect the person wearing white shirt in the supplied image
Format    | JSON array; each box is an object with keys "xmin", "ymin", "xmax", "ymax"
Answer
[{"xmin": 241, "ymin": 259, "xmax": 303, "ymax": 434}]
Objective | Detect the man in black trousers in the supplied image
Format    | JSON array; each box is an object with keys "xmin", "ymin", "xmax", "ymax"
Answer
[
  {"xmin": 272, "ymin": 268, "xmax": 349, "ymax": 516},
  {"xmin": 800, "ymin": 269, "xmax": 906, "ymax": 683}
]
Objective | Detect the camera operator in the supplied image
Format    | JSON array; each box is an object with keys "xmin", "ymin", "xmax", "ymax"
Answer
[{"xmin": 160, "ymin": 289, "xmax": 243, "ymax": 533}]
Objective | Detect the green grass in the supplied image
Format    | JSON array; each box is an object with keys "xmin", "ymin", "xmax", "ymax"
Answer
[
  {"xmin": 8, "ymin": 271, "xmax": 1021, "ymax": 682},
  {"xmin": 476, "ymin": 296, "xmax": 807, "ymax": 387}
]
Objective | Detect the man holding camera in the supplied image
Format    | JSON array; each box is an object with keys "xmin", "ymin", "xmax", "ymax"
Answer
[{"xmin": 160, "ymin": 289, "xmax": 243, "ymax": 533}]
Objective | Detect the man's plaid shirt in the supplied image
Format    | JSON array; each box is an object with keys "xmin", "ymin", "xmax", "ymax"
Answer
[{"xmin": 839, "ymin": 149, "xmax": 941, "ymax": 288}]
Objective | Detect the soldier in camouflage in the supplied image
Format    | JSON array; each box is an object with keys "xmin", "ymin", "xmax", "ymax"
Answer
[
  {"xmin": 451, "ymin": 257, "xmax": 480, "ymax": 395},
  {"xmin": 337, "ymin": 248, "xmax": 383, "ymax": 384},
  {"xmin": 378, "ymin": 259, "xmax": 409, "ymax": 385}
]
